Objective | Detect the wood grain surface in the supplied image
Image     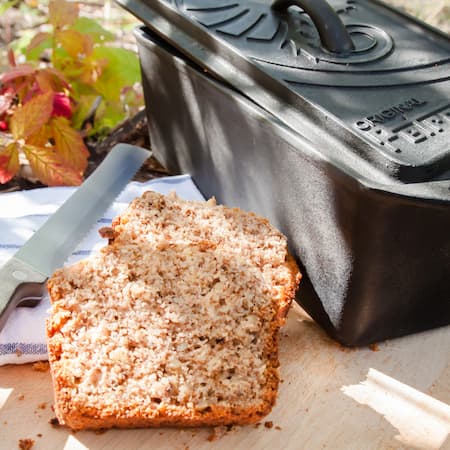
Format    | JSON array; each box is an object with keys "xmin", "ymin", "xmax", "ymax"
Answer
[{"xmin": 1, "ymin": 303, "xmax": 449, "ymax": 450}]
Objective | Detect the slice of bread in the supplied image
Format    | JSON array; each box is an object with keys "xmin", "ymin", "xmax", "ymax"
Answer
[{"xmin": 46, "ymin": 191, "xmax": 301, "ymax": 430}]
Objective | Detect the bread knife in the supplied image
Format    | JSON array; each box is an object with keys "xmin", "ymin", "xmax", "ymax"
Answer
[{"xmin": 0, "ymin": 143, "xmax": 151, "ymax": 331}]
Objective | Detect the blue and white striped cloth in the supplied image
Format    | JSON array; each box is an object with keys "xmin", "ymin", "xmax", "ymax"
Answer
[{"xmin": 0, "ymin": 175, "xmax": 204, "ymax": 365}]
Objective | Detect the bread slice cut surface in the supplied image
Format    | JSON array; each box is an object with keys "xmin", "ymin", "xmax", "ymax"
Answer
[{"xmin": 47, "ymin": 192, "xmax": 301, "ymax": 430}]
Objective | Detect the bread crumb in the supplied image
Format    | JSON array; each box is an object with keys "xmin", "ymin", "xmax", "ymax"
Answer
[
  {"xmin": 264, "ymin": 421, "xmax": 273, "ymax": 429},
  {"xmin": 334, "ymin": 342, "xmax": 354, "ymax": 353},
  {"xmin": 275, "ymin": 425, "xmax": 282, "ymax": 430},
  {"xmin": 32, "ymin": 361, "xmax": 49, "ymax": 372},
  {"xmin": 18, "ymin": 394, "xmax": 25, "ymax": 401},
  {"xmin": 18, "ymin": 438, "xmax": 34, "ymax": 450},
  {"xmin": 207, "ymin": 426, "xmax": 228, "ymax": 441},
  {"xmin": 49, "ymin": 417, "xmax": 60, "ymax": 427},
  {"xmin": 254, "ymin": 423, "xmax": 261, "ymax": 428},
  {"xmin": 15, "ymin": 348, "xmax": 23, "ymax": 357},
  {"xmin": 36, "ymin": 434, "xmax": 42, "ymax": 438},
  {"xmin": 37, "ymin": 402, "xmax": 47, "ymax": 410},
  {"xmin": 98, "ymin": 226, "xmax": 116, "ymax": 241},
  {"xmin": 369, "ymin": 343, "xmax": 380, "ymax": 352}
]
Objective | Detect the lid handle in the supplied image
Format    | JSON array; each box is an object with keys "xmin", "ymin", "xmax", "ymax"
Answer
[{"xmin": 271, "ymin": 0, "xmax": 355, "ymax": 55}]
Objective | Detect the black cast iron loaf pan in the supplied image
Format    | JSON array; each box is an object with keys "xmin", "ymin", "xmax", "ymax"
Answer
[{"xmin": 116, "ymin": 0, "xmax": 450, "ymax": 346}]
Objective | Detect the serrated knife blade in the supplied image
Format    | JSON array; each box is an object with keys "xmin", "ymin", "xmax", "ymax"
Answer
[{"xmin": 0, "ymin": 143, "xmax": 151, "ymax": 331}]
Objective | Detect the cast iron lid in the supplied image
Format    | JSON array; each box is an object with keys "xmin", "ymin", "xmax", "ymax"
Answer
[{"xmin": 120, "ymin": 0, "xmax": 450, "ymax": 190}]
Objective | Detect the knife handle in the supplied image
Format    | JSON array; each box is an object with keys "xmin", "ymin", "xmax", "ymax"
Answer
[{"xmin": 0, "ymin": 256, "xmax": 48, "ymax": 332}]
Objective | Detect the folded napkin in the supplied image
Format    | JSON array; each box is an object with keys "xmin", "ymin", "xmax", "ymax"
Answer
[{"xmin": 0, "ymin": 175, "xmax": 205, "ymax": 366}]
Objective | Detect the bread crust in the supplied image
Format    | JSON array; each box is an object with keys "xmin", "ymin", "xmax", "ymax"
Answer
[{"xmin": 46, "ymin": 192, "xmax": 301, "ymax": 431}]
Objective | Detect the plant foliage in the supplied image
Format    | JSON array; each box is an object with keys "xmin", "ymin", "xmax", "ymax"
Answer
[{"xmin": 0, "ymin": 0, "xmax": 142, "ymax": 186}]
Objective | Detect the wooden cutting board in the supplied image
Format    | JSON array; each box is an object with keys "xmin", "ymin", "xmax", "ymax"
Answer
[{"xmin": 1, "ymin": 303, "xmax": 449, "ymax": 450}]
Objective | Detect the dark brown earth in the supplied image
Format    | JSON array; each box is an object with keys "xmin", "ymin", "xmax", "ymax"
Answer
[{"xmin": 0, "ymin": 110, "xmax": 169, "ymax": 193}]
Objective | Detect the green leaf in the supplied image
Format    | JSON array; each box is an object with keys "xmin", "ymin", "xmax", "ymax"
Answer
[
  {"xmin": 49, "ymin": 116, "xmax": 89, "ymax": 172},
  {"xmin": 0, "ymin": 142, "xmax": 20, "ymax": 184},
  {"xmin": 23, "ymin": 144, "xmax": 82, "ymax": 186},
  {"xmin": 90, "ymin": 100, "xmax": 126, "ymax": 136},
  {"xmin": 51, "ymin": 47, "xmax": 77, "ymax": 75},
  {"xmin": 10, "ymin": 92, "xmax": 54, "ymax": 140},
  {"xmin": 71, "ymin": 94, "xmax": 99, "ymax": 129},
  {"xmin": 0, "ymin": 0, "xmax": 19, "ymax": 15},
  {"xmin": 91, "ymin": 46, "xmax": 141, "ymax": 102},
  {"xmin": 71, "ymin": 18, "xmax": 115, "ymax": 44}
]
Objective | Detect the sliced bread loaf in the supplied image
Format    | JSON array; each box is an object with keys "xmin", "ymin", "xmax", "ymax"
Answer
[{"xmin": 46, "ymin": 192, "xmax": 301, "ymax": 430}]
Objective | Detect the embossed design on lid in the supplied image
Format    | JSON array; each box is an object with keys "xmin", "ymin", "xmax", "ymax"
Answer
[{"xmin": 176, "ymin": 0, "xmax": 392, "ymax": 66}]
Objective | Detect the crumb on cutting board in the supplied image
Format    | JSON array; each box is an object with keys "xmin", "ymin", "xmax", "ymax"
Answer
[
  {"xmin": 207, "ymin": 426, "xmax": 226, "ymax": 442},
  {"xmin": 32, "ymin": 361, "xmax": 50, "ymax": 372},
  {"xmin": 206, "ymin": 424, "xmax": 241, "ymax": 441},
  {"xmin": 18, "ymin": 438, "xmax": 34, "ymax": 450},
  {"xmin": 94, "ymin": 429, "xmax": 108, "ymax": 435},
  {"xmin": 206, "ymin": 425, "xmax": 238, "ymax": 441},
  {"xmin": 369, "ymin": 343, "xmax": 380, "ymax": 352},
  {"xmin": 49, "ymin": 417, "xmax": 60, "ymax": 427}
]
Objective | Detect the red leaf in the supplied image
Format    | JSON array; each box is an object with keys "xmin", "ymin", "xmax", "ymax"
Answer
[
  {"xmin": 50, "ymin": 116, "xmax": 89, "ymax": 172},
  {"xmin": 48, "ymin": 0, "xmax": 78, "ymax": 29},
  {"xmin": 0, "ymin": 142, "xmax": 20, "ymax": 184},
  {"xmin": 0, "ymin": 64, "xmax": 35, "ymax": 84},
  {"xmin": 37, "ymin": 67, "xmax": 70, "ymax": 90},
  {"xmin": 10, "ymin": 91, "xmax": 54, "ymax": 140},
  {"xmin": 27, "ymin": 31, "xmax": 51, "ymax": 53},
  {"xmin": 7, "ymin": 48, "xmax": 16, "ymax": 67},
  {"xmin": 52, "ymin": 93, "xmax": 72, "ymax": 119},
  {"xmin": 36, "ymin": 67, "xmax": 70, "ymax": 92},
  {"xmin": 23, "ymin": 144, "xmax": 82, "ymax": 186}
]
